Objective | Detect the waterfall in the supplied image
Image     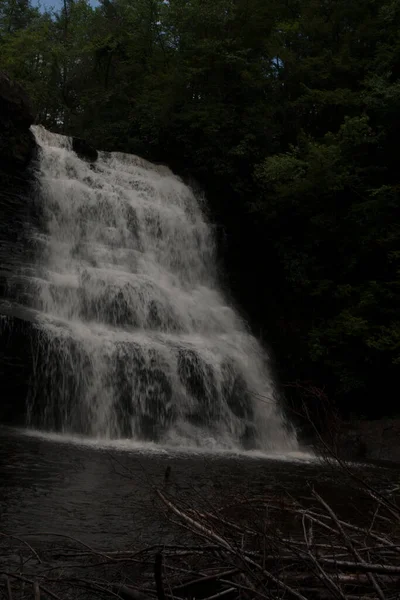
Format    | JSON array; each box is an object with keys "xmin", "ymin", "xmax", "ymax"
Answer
[{"xmin": 11, "ymin": 125, "xmax": 297, "ymax": 450}]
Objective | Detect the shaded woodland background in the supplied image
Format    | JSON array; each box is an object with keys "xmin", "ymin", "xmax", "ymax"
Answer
[{"xmin": 1, "ymin": 0, "xmax": 399, "ymax": 424}]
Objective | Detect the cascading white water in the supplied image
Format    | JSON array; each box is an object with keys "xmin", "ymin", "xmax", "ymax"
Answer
[{"xmin": 24, "ymin": 125, "xmax": 297, "ymax": 451}]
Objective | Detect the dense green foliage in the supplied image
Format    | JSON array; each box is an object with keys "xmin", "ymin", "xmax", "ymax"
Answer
[{"xmin": 1, "ymin": 0, "xmax": 399, "ymax": 421}]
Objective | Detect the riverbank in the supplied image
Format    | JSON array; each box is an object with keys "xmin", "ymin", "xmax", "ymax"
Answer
[{"xmin": 319, "ymin": 417, "xmax": 400, "ymax": 463}]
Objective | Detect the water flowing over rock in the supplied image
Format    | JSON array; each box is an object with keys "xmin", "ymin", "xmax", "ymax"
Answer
[{"xmin": 1, "ymin": 125, "xmax": 297, "ymax": 451}]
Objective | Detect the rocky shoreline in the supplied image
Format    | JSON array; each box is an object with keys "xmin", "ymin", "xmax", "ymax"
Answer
[{"xmin": 332, "ymin": 417, "xmax": 400, "ymax": 463}]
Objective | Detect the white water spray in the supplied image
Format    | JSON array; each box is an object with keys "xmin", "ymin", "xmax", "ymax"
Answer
[{"xmin": 24, "ymin": 126, "xmax": 297, "ymax": 451}]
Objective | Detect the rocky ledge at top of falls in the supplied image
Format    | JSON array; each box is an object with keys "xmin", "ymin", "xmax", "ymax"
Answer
[
  {"xmin": 0, "ymin": 71, "xmax": 37, "ymax": 170},
  {"xmin": 0, "ymin": 71, "xmax": 99, "ymax": 168}
]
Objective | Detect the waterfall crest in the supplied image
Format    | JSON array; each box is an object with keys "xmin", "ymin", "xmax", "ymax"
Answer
[{"xmin": 17, "ymin": 126, "xmax": 297, "ymax": 450}]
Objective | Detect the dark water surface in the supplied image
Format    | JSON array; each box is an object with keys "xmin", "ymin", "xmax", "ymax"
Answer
[{"xmin": 1, "ymin": 427, "xmax": 399, "ymax": 550}]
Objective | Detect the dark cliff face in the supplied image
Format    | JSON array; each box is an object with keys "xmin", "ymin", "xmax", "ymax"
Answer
[
  {"xmin": 0, "ymin": 71, "xmax": 36, "ymax": 170},
  {"xmin": 0, "ymin": 76, "xmax": 100, "ymax": 427},
  {"xmin": 0, "ymin": 71, "xmax": 39, "ymax": 302},
  {"xmin": 0, "ymin": 72, "xmax": 39, "ymax": 424},
  {"xmin": 72, "ymin": 137, "xmax": 98, "ymax": 162}
]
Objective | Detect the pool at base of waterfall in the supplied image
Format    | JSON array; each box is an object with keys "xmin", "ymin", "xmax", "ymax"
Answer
[{"xmin": 0, "ymin": 427, "xmax": 397, "ymax": 549}]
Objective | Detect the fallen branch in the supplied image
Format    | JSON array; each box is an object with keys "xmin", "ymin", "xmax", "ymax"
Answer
[
  {"xmin": 0, "ymin": 573, "xmax": 61, "ymax": 600},
  {"xmin": 156, "ymin": 489, "xmax": 309, "ymax": 600},
  {"xmin": 313, "ymin": 492, "xmax": 386, "ymax": 600}
]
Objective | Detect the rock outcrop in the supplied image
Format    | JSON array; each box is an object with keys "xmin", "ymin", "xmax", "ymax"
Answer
[
  {"xmin": 72, "ymin": 136, "xmax": 98, "ymax": 162},
  {"xmin": 336, "ymin": 419, "xmax": 400, "ymax": 463},
  {"xmin": 0, "ymin": 71, "xmax": 36, "ymax": 169},
  {"xmin": 0, "ymin": 73, "xmax": 39, "ymax": 425}
]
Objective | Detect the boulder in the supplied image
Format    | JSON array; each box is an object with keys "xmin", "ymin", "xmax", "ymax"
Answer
[
  {"xmin": 0, "ymin": 71, "xmax": 36, "ymax": 169},
  {"xmin": 72, "ymin": 136, "xmax": 98, "ymax": 162}
]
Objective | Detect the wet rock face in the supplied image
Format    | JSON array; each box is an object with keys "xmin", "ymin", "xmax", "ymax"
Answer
[
  {"xmin": 0, "ymin": 72, "xmax": 39, "ymax": 310},
  {"xmin": 0, "ymin": 312, "xmax": 40, "ymax": 425},
  {"xmin": 0, "ymin": 71, "xmax": 36, "ymax": 169},
  {"xmin": 114, "ymin": 343, "xmax": 175, "ymax": 440},
  {"xmin": 0, "ymin": 74, "xmax": 39, "ymax": 425},
  {"xmin": 178, "ymin": 349, "xmax": 219, "ymax": 426},
  {"xmin": 72, "ymin": 137, "xmax": 98, "ymax": 163}
]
